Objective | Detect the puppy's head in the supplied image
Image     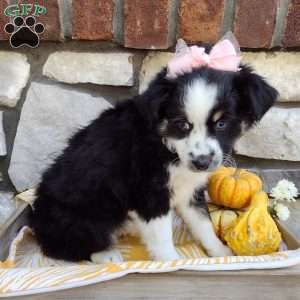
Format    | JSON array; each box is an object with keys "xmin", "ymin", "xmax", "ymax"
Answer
[{"xmin": 143, "ymin": 65, "xmax": 278, "ymax": 172}]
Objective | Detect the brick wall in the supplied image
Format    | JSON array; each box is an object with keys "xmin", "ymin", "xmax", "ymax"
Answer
[{"xmin": 0, "ymin": 0, "xmax": 300, "ymax": 48}]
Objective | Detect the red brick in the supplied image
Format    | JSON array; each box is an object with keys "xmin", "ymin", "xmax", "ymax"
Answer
[
  {"xmin": 17, "ymin": 0, "xmax": 62, "ymax": 40},
  {"xmin": 124, "ymin": 0, "xmax": 171, "ymax": 49},
  {"xmin": 233, "ymin": 0, "xmax": 278, "ymax": 48},
  {"xmin": 179, "ymin": 0, "xmax": 225, "ymax": 43},
  {"xmin": 282, "ymin": 0, "xmax": 300, "ymax": 47},
  {"xmin": 0, "ymin": 0, "xmax": 10, "ymax": 40},
  {"xmin": 72, "ymin": 0, "xmax": 114, "ymax": 40}
]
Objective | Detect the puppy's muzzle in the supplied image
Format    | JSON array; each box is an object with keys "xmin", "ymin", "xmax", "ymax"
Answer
[{"xmin": 191, "ymin": 153, "xmax": 214, "ymax": 171}]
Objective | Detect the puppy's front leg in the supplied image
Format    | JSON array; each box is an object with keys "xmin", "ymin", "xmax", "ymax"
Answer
[
  {"xmin": 177, "ymin": 190, "xmax": 233, "ymax": 257},
  {"xmin": 134, "ymin": 212, "xmax": 180, "ymax": 261}
]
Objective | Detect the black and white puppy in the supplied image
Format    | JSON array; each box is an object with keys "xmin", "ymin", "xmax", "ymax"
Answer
[{"xmin": 31, "ymin": 64, "xmax": 278, "ymax": 263}]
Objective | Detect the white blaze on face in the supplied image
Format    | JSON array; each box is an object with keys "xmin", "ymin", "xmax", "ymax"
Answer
[
  {"xmin": 185, "ymin": 79, "xmax": 217, "ymax": 127},
  {"xmin": 168, "ymin": 79, "xmax": 223, "ymax": 169}
]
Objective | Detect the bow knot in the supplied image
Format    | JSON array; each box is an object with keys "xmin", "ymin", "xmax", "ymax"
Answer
[{"xmin": 167, "ymin": 33, "xmax": 241, "ymax": 78}]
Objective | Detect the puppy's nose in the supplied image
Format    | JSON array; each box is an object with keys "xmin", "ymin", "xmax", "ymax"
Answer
[{"xmin": 192, "ymin": 154, "xmax": 213, "ymax": 171}]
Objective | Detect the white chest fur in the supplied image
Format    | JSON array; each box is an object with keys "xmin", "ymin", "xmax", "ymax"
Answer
[
  {"xmin": 118, "ymin": 164, "xmax": 209, "ymax": 238},
  {"xmin": 168, "ymin": 163, "xmax": 209, "ymax": 209}
]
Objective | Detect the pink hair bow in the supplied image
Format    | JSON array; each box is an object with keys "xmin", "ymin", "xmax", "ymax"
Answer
[{"xmin": 167, "ymin": 32, "xmax": 241, "ymax": 78}]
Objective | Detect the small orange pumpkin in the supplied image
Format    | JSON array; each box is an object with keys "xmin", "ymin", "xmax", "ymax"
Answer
[{"xmin": 208, "ymin": 166, "xmax": 263, "ymax": 209}]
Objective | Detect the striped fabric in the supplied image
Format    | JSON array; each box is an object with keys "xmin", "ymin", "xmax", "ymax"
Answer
[{"xmin": 1, "ymin": 210, "xmax": 300, "ymax": 297}]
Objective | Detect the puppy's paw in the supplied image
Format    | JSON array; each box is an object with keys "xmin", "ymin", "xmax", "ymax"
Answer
[
  {"xmin": 91, "ymin": 249, "xmax": 124, "ymax": 264},
  {"xmin": 152, "ymin": 247, "xmax": 181, "ymax": 261},
  {"xmin": 206, "ymin": 244, "xmax": 233, "ymax": 257}
]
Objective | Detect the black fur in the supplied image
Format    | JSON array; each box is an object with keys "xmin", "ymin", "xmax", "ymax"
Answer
[
  {"xmin": 234, "ymin": 65, "xmax": 278, "ymax": 126},
  {"xmin": 31, "ymin": 65, "xmax": 278, "ymax": 261}
]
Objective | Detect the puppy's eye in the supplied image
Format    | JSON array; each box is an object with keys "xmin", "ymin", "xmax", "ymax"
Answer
[
  {"xmin": 174, "ymin": 120, "xmax": 191, "ymax": 132},
  {"xmin": 215, "ymin": 119, "xmax": 227, "ymax": 130}
]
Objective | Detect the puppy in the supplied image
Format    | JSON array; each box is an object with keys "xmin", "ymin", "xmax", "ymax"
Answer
[{"xmin": 31, "ymin": 65, "xmax": 278, "ymax": 263}]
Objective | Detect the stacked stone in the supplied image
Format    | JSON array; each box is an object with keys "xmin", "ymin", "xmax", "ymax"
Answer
[{"xmin": 0, "ymin": 49, "xmax": 299, "ymax": 195}]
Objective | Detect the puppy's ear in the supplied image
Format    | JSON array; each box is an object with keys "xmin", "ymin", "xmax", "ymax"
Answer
[
  {"xmin": 234, "ymin": 65, "xmax": 278, "ymax": 126},
  {"xmin": 137, "ymin": 68, "xmax": 175, "ymax": 127}
]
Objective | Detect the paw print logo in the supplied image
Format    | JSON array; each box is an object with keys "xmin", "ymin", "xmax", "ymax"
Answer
[{"xmin": 4, "ymin": 16, "xmax": 44, "ymax": 48}]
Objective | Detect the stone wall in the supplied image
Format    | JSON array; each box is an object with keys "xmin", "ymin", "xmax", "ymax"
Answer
[{"xmin": 0, "ymin": 0, "xmax": 299, "ymax": 197}]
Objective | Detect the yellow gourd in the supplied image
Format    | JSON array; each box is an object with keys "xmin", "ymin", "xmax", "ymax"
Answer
[
  {"xmin": 208, "ymin": 166, "xmax": 263, "ymax": 209},
  {"xmin": 224, "ymin": 191, "xmax": 282, "ymax": 256},
  {"xmin": 208, "ymin": 204, "xmax": 243, "ymax": 241}
]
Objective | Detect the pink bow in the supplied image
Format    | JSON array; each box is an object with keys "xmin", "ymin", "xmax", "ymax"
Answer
[{"xmin": 167, "ymin": 37, "xmax": 241, "ymax": 78}]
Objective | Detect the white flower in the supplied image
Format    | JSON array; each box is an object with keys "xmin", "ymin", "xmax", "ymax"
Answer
[
  {"xmin": 270, "ymin": 179, "xmax": 298, "ymax": 202},
  {"xmin": 274, "ymin": 203, "xmax": 290, "ymax": 221}
]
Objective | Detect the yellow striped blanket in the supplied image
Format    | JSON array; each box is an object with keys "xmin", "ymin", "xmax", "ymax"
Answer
[{"xmin": 0, "ymin": 192, "xmax": 300, "ymax": 297}]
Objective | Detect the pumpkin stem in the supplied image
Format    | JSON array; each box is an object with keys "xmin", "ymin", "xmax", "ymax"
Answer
[{"xmin": 233, "ymin": 168, "xmax": 241, "ymax": 179}]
